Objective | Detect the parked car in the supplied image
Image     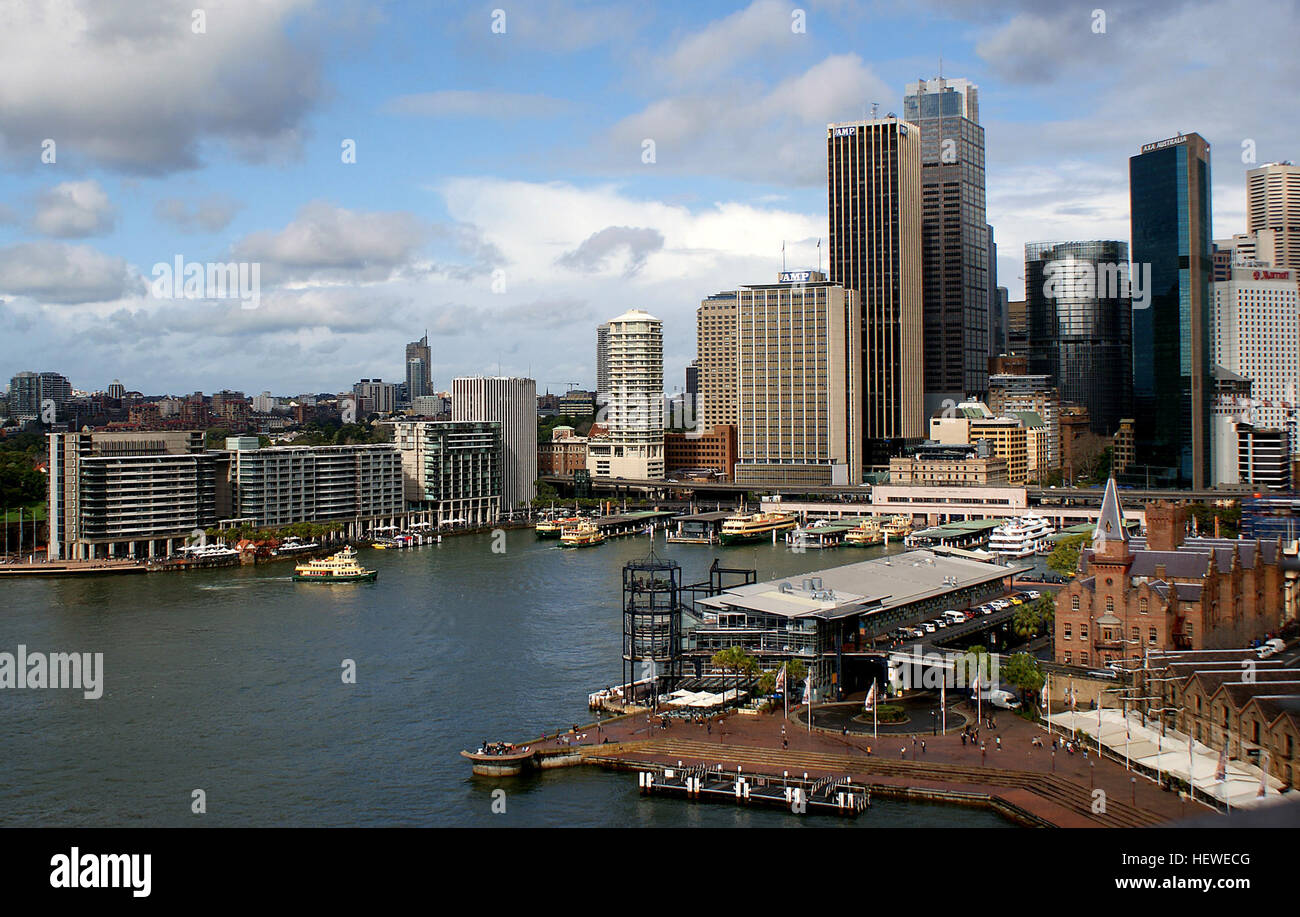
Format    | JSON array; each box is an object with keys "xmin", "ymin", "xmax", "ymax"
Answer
[
  {"xmin": 920, "ymin": 622, "xmax": 937, "ymax": 634},
  {"xmin": 1258, "ymin": 638, "xmax": 1286, "ymax": 658}
]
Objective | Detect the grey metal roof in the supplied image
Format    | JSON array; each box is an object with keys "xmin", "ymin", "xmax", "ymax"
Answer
[{"xmin": 1092, "ymin": 477, "xmax": 1128, "ymax": 552}]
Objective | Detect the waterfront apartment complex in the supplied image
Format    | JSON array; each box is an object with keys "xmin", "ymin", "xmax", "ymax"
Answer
[
  {"xmin": 587, "ymin": 310, "xmax": 664, "ymax": 480},
  {"xmin": 1129, "ymin": 133, "xmax": 1214, "ymax": 489},
  {"xmin": 827, "ymin": 116, "xmax": 924, "ymax": 451},
  {"xmin": 1023, "ymin": 240, "xmax": 1133, "ymax": 435},
  {"xmin": 696, "ymin": 291, "xmax": 738, "ymax": 433},
  {"xmin": 733, "ymin": 272, "xmax": 862, "ymax": 487},
  {"xmin": 452, "ymin": 376, "xmax": 537, "ymax": 510},
  {"xmin": 903, "ymin": 76, "xmax": 990, "ymax": 406},
  {"xmin": 47, "ymin": 431, "xmax": 219, "ymax": 560},
  {"xmin": 223, "ymin": 440, "xmax": 404, "ymax": 528},
  {"xmin": 395, "ymin": 421, "xmax": 502, "ymax": 526}
]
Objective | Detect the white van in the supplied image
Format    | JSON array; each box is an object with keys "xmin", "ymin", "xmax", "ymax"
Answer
[{"xmin": 942, "ymin": 609, "xmax": 968, "ymax": 625}]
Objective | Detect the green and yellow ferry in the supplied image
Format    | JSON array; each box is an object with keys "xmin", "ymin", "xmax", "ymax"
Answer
[
  {"xmin": 718, "ymin": 512, "xmax": 798, "ymax": 545},
  {"xmin": 293, "ymin": 546, "xmax": 378, "ymax": 583}
]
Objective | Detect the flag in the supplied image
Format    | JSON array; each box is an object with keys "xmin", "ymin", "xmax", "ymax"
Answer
[
  {"xmin": 1258, "ymin": 752, "xmax": 1268, "ymax": 798},
  {"xmin": 804, "ymin": 673, "xmax": 813, "ymax": 707},
  {"xmin": 775, "ymin": 664, "xmax": 787, "ymax": 694},
  {"xmin": 1215, "ymin": 745, "xmax": 1228, "ymax": 782},
  {"xmin": 864, "ymin": 681, "xmax": 877, "ymax": 711}
]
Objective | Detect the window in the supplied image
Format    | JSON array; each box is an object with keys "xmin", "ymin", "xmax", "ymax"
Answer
[
  {"xmin": 1080, "ymin": 624, "xmax": 1088, "ymax": 640},
  {"xmin": 1139, "ymin": 597, "xmax": 1148, "ymax": 615},
  {"xmin": 1072, "ymin": 595, "xmax": 1080, "ymax": 613},
  {"xmin": 1064, "ymin": 651, "xmax": 1072, "ymax": 664},
  {"xmin": 1149, "ymin": 627, "xmax": 1158, "ymax": 645},
  {"xmin": 1063, "ymin": 623, "xmax": 1072, "ymax": 640},
  {"xmin": 1106, "ymin": 597, "xmax": 1114, "ymax": 614},
  {"xmin": 1080, "ymin": 652, "xmax": 1089, "ymax": 665}
]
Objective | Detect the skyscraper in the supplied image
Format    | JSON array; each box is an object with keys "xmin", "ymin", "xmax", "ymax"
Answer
[
  {"xmin": 586, "ymin": 310, "xmax": 664, "ymax": 479},
  {"xmin": 733, "ymin": 272, "xmax": 861, "ymax": 486},
  {"xmin": 696, "ymin": 291, "xmax": 738, "ymax": 433},
  {"xmin": 405, "ymin": 333, "xmax": 431, "ymax": 400},
  {"xmin": 451, "ymin": 376, "xmax": 537, "ymax": 511},
  {"xmin": 1129, "ymin": 133, "xmax": 1213, "ymax": 489},
  {"xmin": 1024, "ymin": 240, "xmax": 1133, "ymax": 435},
  {"xmin": 595, "ymin": 322, "xmax": 610, "ymax": 406},
  {"xmin": 904, "ymin": 77, "xmax": 989, "ymax": 408},
  {"xmin": 1247, "ymin": 161, "xmax": 1300, "ymax": 272},
  {"xmin": 827, "ymin": 116, "xmax": 924, "ymax": 460}
]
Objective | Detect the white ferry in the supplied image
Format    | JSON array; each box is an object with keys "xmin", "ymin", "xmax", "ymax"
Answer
[{"xmin": 987, "ymin": 514, "xmax": 1054, "ymax": 558}]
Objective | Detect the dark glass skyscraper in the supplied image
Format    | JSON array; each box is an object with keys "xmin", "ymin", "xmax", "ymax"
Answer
[
  {"xmin": 1024, "ymin": 240, "xmax": 1133, "ymax": 435},
  {"xmin": 827, "ymin": 117, "xmax": 924, "ymax": 450},
  {"xmin": 903, "ymin": 77, "xmax": 989, "ymax": 410},
  {"xmin": 1129, "ymin": 133, "xmax": 1213, "ymax": 489}
]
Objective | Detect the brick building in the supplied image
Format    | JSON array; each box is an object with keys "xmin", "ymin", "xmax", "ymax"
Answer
[
  {"xmin": 538, "ymin": 426, "xmax": 589, "ymax": 476},
  {"xmin": 665, "ymin": 424, "xmax": 737, "ymax": 480},
  {"xmin": 1055, "ymin": 479, "xmax": 1287, "ymax": 668}
]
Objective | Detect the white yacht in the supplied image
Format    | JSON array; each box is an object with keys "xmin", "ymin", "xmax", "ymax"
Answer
[{"xmin": 987, "ymin": 514, "xmax": 1054, "ymax": 557}]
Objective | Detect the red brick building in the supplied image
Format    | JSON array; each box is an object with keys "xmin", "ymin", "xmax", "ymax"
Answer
[
  {"xmin": 665, "ymin": 424, "xmax": 736, "ymax": 480},
  {"xmin": 1054, "ymin": 480, "xmax": 1286, "ymax": 667},
  {"xmin": 538, "ymin": 427, "xmax": 588, "ymax": 476}
]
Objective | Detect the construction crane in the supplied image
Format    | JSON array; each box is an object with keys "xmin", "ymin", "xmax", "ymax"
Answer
[{"xmin": 544, "ymin": 381, "xmax": 582, "ymax": 394}]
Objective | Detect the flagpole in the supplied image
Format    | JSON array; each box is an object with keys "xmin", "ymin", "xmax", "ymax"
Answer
[
  {"xmin": 873, "ymin": 678, "xmax": 877, "ymax": 738},
  {"xmin": 940, "ymin": 679, "xmax": 946, "ymax": 734}
]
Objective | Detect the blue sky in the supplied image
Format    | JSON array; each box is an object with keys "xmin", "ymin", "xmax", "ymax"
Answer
[{"xmin": 1, "ymin": 0, "xmax": 1296, "ymax": 398}]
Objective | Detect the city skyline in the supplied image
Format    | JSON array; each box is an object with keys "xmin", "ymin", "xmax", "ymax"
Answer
[{"xmin": 0, "ymin": 0, "xmax": 1294, "ymax": 396}]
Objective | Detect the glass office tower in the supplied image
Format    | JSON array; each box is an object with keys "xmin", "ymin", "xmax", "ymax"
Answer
[
  {"xmin": 1023, "ymin": 240, "xmax": 1133, "ymax": 435},
  {"xmin": 1129, "ymin": 133, "xmax": 1213, "ymax": 489},
  {"xmin": 903, "ymin": 77, "xmax": 989, "ymax": 409}
]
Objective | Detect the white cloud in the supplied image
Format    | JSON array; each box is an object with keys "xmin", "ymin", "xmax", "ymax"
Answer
[
  {"xmin": 32, "ymin": 180, "xmax": 116, "ymax": 237},
  {"xmin": 0, "ymin": 0, "xmax": 324, "ymax": 173},
  {"xmin": 0, "ymin": 241, "xmax": 139, "ymax": 304},
  {"xmin": 230, "ymin": 201, "xmax": 429, "ymax": 283},
  {"xmin": 154, "ymin": 194, "xmax": 243, "ymax": 233}
]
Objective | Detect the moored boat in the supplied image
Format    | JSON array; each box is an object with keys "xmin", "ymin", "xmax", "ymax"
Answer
[
  {"xmin": 881, "ymin": 515, "xmax": 913, "ymax": 539},
  {"xmin": 536, "ymin": 516, "xmax": 580, "ymax": 539},
  {"xmin": 719, "ymin": 512, "xmax": 798, "ymax": 545},
  {"xmin": 293, "ymin": 546, "xmax": 378, "ymax": 583},
  {"xmin": 843, "ymin": 519, "xmax": 884, "ymax": 547},
  {"xmin": 988, "ymin": 514, "xmax": 1054, "ymax": 557}
]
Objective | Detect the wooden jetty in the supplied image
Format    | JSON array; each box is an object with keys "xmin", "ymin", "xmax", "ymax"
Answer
[{"xmin": 631, "ymin": 762, "xmax": 868, "ymax": 817}]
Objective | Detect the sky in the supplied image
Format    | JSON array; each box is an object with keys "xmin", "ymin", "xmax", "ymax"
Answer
[{"xmin": 0, "ymin": 0, "xmax": 1297, "ymax": 399}]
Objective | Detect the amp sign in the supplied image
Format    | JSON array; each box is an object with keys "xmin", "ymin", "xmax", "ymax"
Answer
[
  {"xmin": 833, "ymin": 126, "xmax": 856, "ymax": 137},
  {"xmin": 780, "ymin": 271, "xmax": 812, "ymax": 283}
]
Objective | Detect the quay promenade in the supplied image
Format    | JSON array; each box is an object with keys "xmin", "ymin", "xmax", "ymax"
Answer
[{"xmin": 487, "ymin": 702, "xmax": 1215, "ymax": 828}]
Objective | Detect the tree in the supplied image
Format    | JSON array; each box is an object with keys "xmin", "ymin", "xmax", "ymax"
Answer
[
  {"xmin": 1001, "ymin": 652, "xmax": 1045, "ymax": 708},
  {"xmin": 1047, "ymin": 534, "xmax": 1089, "ymax": 577},
  {"xmin": 1011, "ymin": 595, "xmax": 1056, "ymax": 642}
]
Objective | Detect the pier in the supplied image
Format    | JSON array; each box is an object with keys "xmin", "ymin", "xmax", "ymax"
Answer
[
  {"xmin": 628, "ymin": 762, "xmax": 868, "ymax": 816},
  {"xmin": 464, "ymin": 700, "xmax": 1211, "ymax": 827}
]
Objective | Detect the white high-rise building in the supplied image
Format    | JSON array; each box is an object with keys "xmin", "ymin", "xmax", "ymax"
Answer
[
  {"xmin": 587, "ymin": 310, "xmax": 664, "ymax": 479},
  {"xmin": 1212, "ymin": 265, "xmax": 1300, "ymax": 451},
  {"xmin": 1247, "ymin": 162, "xmax": 1300, "ymax": 272},
  {"xmin": 452, "ymin": 376, "xmax": 537, "ymax": 510}
]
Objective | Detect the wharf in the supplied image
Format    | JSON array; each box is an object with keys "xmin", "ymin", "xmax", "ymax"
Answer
[
  {"xmin": 465, "ymin": 700, "xmax": 1210, "ymax": 827},
  {"xmin": 0, "ymin": 558, "xmax": 146, "ymax": 577},
  {"xmin": 593, "ymin": 510, "xmax": 677, "ymax": 539}
]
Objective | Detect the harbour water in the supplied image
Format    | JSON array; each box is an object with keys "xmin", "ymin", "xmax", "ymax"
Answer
[{"xmin": 0, "ymin": 530, "xmax": 1011, "ymax": 827}]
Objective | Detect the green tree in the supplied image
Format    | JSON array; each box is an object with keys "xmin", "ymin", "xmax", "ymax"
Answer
[
  {"xmin": 1047, "ymin": 534, "xmax": 1089, "ymax": 577},
  {"xmin": 1001, "ymin": 652, "xmax": 1045, "ymax": 708},
  {"xmin": 1011, "ymin": 595, "xmax": 1056, "ymax": 642}
]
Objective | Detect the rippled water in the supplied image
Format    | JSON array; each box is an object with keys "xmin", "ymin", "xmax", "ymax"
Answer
[{"xmin": 0, "ymin": 531, "xmax": 1010, "ymax": 827}]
